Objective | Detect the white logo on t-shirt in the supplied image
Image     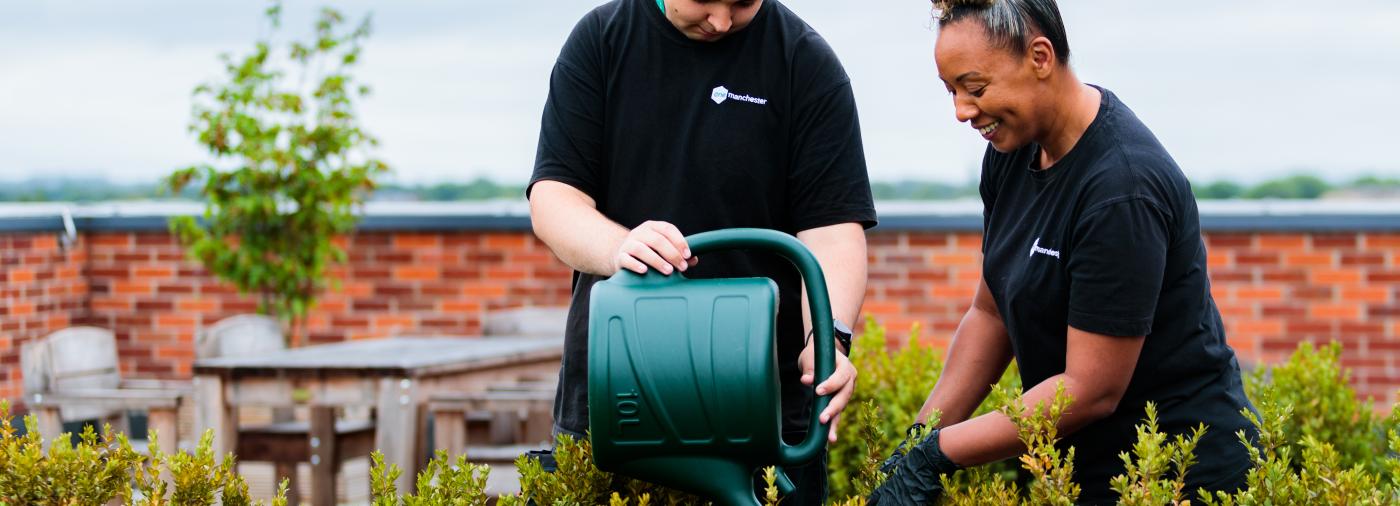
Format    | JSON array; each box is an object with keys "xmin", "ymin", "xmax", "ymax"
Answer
[
  {"xmin": 710, "ymin": 84, "xmax": 767, "ymax": 105},
  {"xmin": 711, "ymin": 86, "xmax": 729, "ymax": 104},
  {"xmin": 1029, "ymin": 238, "xmax": 1061, "ymax": 259}
]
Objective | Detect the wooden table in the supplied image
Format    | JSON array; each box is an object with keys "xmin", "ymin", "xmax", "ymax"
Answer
[{"xmin": 192, "ymin": 336, "xmax": 563, "ymax": 505}]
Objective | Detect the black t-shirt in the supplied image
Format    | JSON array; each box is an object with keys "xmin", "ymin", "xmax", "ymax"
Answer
[
  {"xmin": 980, "ymin": 86, "xmax": 1256, "ymax": 503},
  {"xmin": 529, "ymin": 0, "xmax": 876, "ymax": 438}
]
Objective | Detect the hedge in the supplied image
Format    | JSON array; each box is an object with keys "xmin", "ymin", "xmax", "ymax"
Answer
[{"xmin": 3, "ymin": 320, "xmax": 1398, "ymax": 505}]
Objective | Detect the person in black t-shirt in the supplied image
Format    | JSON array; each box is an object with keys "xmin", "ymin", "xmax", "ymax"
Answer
[
  {"xmin": 527, "ymin": 0, "xmax": 877, "ymax": 502},
  {"xmin": 870, "ymin": 1, "xmax": 1257, "ymax": 504}
]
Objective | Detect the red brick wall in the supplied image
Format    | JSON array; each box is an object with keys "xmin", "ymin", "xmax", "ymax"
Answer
[
  {"xmin": 1199, "ymin": 232, "xmax": 1400, "ymax": 402},
  {"xmin": 862, "ymin": 232, "xmax": 983, "ymax": 349},
  {"xmin": 75, "ymin": 231, "xmax": 573, "ymax": 381},
  {"xmin": 2, "ymin": 229, "xmax": 1397, "ymax": 406},
  {"xmin": 860, "ymin": 231, "xmax": 1400, "ymax": 404},
  {"xmin": 0, "ymin": 233, "xmax": 88, "ymax": 400}
]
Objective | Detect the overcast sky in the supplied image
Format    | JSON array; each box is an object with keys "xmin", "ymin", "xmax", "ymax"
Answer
[{"xmin": 2, "ymin": 0, "xmax": 1397, "ymax": 185}]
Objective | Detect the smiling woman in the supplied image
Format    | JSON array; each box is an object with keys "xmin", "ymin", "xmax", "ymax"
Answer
[
  {"xmin": 869, "ymin": 0, "xmax": 1262, "ymax": 504},
  {"xmin": 932, "ymin": 0, "xmax": 1095, "ymax": 163}
]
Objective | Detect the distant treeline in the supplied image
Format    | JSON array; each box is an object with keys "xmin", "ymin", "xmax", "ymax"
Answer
[
  {"xmin": 0, "ymin": 178, "xmax": 201, "ymax": 202},
  {"xmin": 1193, "ymin": 175, "xmax": 1399, "ymax": 199},
  {"xmin": 2, "ymin": 175, "xmax": 1396, "ymax": 202}
]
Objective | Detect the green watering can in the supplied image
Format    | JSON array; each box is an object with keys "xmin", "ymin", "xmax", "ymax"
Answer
[{"xmin": 588, "ymin": 228, "xmax": 836, "ymax": 505}]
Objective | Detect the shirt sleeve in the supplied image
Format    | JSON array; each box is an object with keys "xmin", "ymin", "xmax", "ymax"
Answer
[
  {"xmin": 1066, "ymin": 196, "xmax": 1171, "ymax": 337},
  {"xmin": 785, "ymin": 37, "xmax": 876, "ymax": 232},
  {"xmin": 528, "ymin": 15, "xmax": 606, "ymax": 201}
]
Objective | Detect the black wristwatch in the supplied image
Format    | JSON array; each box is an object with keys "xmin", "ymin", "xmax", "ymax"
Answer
[{"xmin": 833, "ymin": 318, "xmax": 853, "ymax": 354}]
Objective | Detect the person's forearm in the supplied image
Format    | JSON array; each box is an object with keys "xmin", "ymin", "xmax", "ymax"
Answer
[
  {"xmin": 797, "ymin": 224, "xmax": 867, "ymax": 346},
  {"xmin": 936, "ymin": 370, "xmax": 1119, "ymax": 466},
  {"xmin": 937, "ymin": 323, "xmax": 1144, "ymax": 467},
  {"xmin": 528, "ymin": 181, "xmax": 629, "ymax": 276},
  {"xmin": 917, "ymin": 304, "xmax": 1012, "ymax": 426}
]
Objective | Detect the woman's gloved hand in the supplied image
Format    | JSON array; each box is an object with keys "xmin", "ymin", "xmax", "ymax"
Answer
[
  {"xmin": 879, "ymin": 422, "xmax": 926, "ymax": 474},
  {"xmin": 868, "ymin": 426, "xmax": 962, "ymax": 505}
]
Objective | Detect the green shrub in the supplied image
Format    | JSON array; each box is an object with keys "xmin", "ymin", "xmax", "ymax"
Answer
[
  {"xmin": 828, "ymin": 319, "xmax": 1023, "ymax": 499},
  {"xmin": 1244, "ymin": 341, "xmax": 1385, "ymax": 471},
  {"xmin": 0, "ymin": 402, "xmax": 142, "ymax": 505},
  {"xmin": 1200, "ymin": 394, "xmax": 1396, "ymax": 505},
  {"xmin": 941, "ymin": 465, "xmax": 1023, "ymax": 506},
  {"xmin": 1109, "ymin": 403, "xmax": 1205, "ymax": 506},
  {"xmin": 369, "ymin": 449, "xmax": 490, "ymax": 506},
  {"xmin": 938, "ymin": 382, "xmax": 1081, "ymax": 506},
  {"xmin": 0, "ymin": 400, "xmax": 288, "ymax": 506},
  {"xmin": 835, "ymin": 327, "xmax": 1399, "ymax": 505},
  {"xmin": 491, "ymin": 434, "xmax": 707, "ymax": 506},
  {"xmin": 845, "ymin": 401, "xmax": 906, "ymax": 496},
  {"xmin": 499, "ymin": 434, "xmax": 614, "ymax": 505},
  {"xmin": 1008, "ymin": 381, "xmax": 1080, "ymax": 506},
  {"xmin": 827, "ymin": 320, "xmax": 941, "ymax": 498},
  {"xmin": 5, "ymin": 326, "xmax": 1400, "ymax": 505},
  {"xmin": 1386, "ymin": 404, "xmax": 1400, "ymax": 492}
]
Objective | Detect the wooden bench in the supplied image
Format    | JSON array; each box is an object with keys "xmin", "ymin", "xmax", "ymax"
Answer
[
  {"xmin": 233, "ymin": 406, "xmax": 376, "ymax": 504},
  {"xmin": 431, "ymin": 387, "xmax": 555, "ymax": 455}
]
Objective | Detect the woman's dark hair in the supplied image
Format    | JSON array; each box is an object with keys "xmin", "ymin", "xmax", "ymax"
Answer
[{"xmin": 933, "ymin": 0, "xmax": 1071, "ymax": 66}]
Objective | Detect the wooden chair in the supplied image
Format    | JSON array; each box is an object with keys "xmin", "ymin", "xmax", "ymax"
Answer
[
  {"xmin": 196, "ymin": 314, "xmax": 286, "ymax": 359},
  {"xmin": 21, "ymin": 326, "xmax": 189, "ymax": 449},
  {"xmin": 198, "ymin": 314, "xmax": 374, "ymax": 506}
]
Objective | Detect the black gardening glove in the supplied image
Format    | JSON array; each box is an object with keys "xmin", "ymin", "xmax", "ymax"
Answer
[
  {"xmin": 868, "ymin": 428, "xmax": 963, "ymax": 506},
  {"xmin": 879, "ymin": 422, "xmax": 926, "ymax": 474}
]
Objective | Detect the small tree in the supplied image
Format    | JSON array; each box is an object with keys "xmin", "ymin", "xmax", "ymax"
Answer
[{"xmin": 168, "ymin": 3, "xmax": 388, "ymax": 346}]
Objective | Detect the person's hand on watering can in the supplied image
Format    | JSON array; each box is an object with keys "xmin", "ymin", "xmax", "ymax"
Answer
[
  {"xmin": 611, "ymin": 220, "xmax": 699, "ymax": 275},
  {"xmin": 798, "ymin": 336, "xmax": 857, "ymax": 442}
]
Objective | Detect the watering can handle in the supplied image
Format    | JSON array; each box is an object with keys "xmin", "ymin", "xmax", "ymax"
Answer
[{"xmin": 685, "ymin": 228, "xmax": 834, "ymax": 466}]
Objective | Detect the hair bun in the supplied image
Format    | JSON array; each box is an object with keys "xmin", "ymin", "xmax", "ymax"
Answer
[{"xmin": 932, "ymin": 0, "xmax": 996, "ymax": 20}]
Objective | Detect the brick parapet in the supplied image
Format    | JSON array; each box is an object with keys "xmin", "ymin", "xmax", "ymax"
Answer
[{"xmin": 2, "ymin": 226, "xmax": 1397, "ymax": 407}]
